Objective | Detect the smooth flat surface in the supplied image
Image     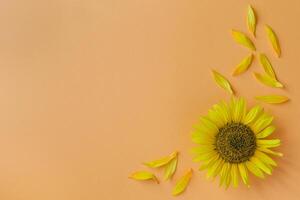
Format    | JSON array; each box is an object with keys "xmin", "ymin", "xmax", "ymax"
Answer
[{"xmin": 0, "ymin": 0, "xmax": 299, "ymax": 199}]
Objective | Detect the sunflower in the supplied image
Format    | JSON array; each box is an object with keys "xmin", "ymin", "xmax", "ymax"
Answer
[{"xmin": 191, "ymin": 97, "xmax": 282, "ymax": 188}]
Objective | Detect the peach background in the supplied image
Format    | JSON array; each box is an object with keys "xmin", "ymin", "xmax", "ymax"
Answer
[{"xmin": 0, "ymin": 0, "xmax": 299, "ymax": 199}]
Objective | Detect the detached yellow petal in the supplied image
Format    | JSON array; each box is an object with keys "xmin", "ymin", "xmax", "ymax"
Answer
[
  {"xmin": 255, "ymin": 95, "xmax": 289, "ymax": 104},
  {"xmin": 143, "ymin": 151, "xmax": 178, "ymax": 168},
  {"xmin": 265, "ymin": 25, "xmax": 281, "ymax": 57},
  {"xmin": 253, "ymin": 73, "xmax": 283, "ymax": 88},
  {"xmin": 164, "ymin": 156, "xmax": 178, "ymax": 180},
  {"xmin": 259, "ymin": 54, "xmax": 276, "ymax": 79},
  {"xmin": 212, "ymin": 70, "xmax": 234, "ymax": 94},
  {"xmin": 232, "ymin": 54, "xmax": 253, "ymax": 76},
  {"xmin": 129, "ymin": 171, "xmax": 159, "ymax": 183},
  {"xmin": 231, "ymin": 30, "xmax": 256, "ymax": 50},
  {"xmin": 247, "ymin": 5, "xmax": 256, "ymax": 37},
  {"xmin": 172, "ymin": 168, "xmax": 193, "ymax": 196}
]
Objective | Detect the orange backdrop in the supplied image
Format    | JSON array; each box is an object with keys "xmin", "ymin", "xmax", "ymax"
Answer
[{"xmin": 0, "ymin": 0, "xmax": 299, "ymax": 199}]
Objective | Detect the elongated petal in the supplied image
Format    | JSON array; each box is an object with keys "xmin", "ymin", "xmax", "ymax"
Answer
[
  {"xmin": 193, "ymin": 151, "xmax": 217, "ymax": 162},
  {"xmin": 225, "ymin": 165, "xmax": 232, "ymax": 189},
  {"xmin": 265, "ymin": 25, "xmax": 281, "ymax": 57},
  {"xmin": 172, "ymin": 168, "xmax": 193, "ymax": 196},
  {"xmin": 219, "ymin": 101, "xmax": 231, "ymax": 122},
  {"xmin": 247, "ymin": 5, "xmax": 256, "ymax": 36},
  {"xmin": 259, "ymin": 53, "xmax": 276, "ymax": 79},
  {"xmin": 258, "ymin": 147, "xmax": 283, "ymax": 157},
  {"xmin": 232, "ymin": 54, "xmax": 253, "ymax": 76},
  {"xmin": 246, "ymin": 161, "xmax": 265, "ymax": 178},
  {"xmin": 199, "ymin": 154, "xmax": 219, "ymax": 171},
  {"xmin": 243, "ymin": 105, "xmax": 264, "ymax": 125},
  {"xmin": 143, "ymin": 151, "xmax": 178, "ymax": 168},
  {"xmin": 191, "ymin": 131, "xmax": 214, "ymax": 144},
  {"xmin": 256, "ymin": 126, "xmax": 276, "ymax": 138},
  {"xmin": 164, "ymin": 156, "xmax": 178, "ymax": 180},
  {"xmin": 232, "ymin": 97, "xmax": 246, "ymax": 122},
  {"xmin": 206, "ymin": 158, "xmax": 224, "ymax": 179},
  {"xmin": 253, "ymin": 73, "xmax": 283, "ymax": 88},
  {"xmin": 257, "ymin": 139, "xmax": 281, "ymax": 148},
  {"xmin": 231, "ymin": 164, "xmax": 239, "ymax": 187},
  {"xmin": 231, "ymin": 30, "xmax": 256, "ymax": 50},
  {"xmin": 191, "ymin": 146, "xmax": 214, "ymax": 155},
  {"xmin": 213, "ymin": 103, "xmax": 228, "ymax": 125},
  {"xmin": 219, "ymin": 162, "xmax": 230, "ymax": 187},
  {"xmin": 255, "ymin": 95, "xmax": 289, "ymax": 104},
  {"xmin": 208, "ymin": 108, "xmax": 224, "ymax": 127},
  {"xmin": 255, "ymin": 151, "xmax": 277, "ymax": 167},
  {"xmin": 251, "ymin": 113, "xmax": 273, "ymax": 133},
  {"xmin": 200, "ymin": 116, "xmax": 219, "ymax": 135},
  {"xmin": 238, "ymin": 163, "xmax": 249, "ymax": 186},
  {"xmin": 251, "ymin": 157, "xmax": 272, "ymax": 175},
  {"xmin": 212, "ymin": 70, "xmax": 234, "ymax": 94},
  {"xmin": 129, "ymin": 171, "xmax": 159, "ymax": 183}
]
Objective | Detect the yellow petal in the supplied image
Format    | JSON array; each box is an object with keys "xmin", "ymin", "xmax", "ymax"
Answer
[
  {"xmin": 259, "ymin": 53, "xmax": 276, "ymax": 79},
  {"xmin": 232, "ymin": 54, "xmax": 253, "ymax": 76},
  {"xmin": 172, "ymin": 168, "xmax": 193, "ymax": 196},
  {"xmin": 231, "ymin": 30, "xmax": 256, "ymax": 51},
  {"xmin": 251, "ymin": 157, "xmax": 272, "ymax": 175},
  {"xmin": 193, "ymin": 151, "xmax": 217, "ymax": 162},
  {"xmin": 225, "ymin": 165, "xmax": 232, "ymax": 189},
  {"xmin": 255, "ymin": 95, "xmax": 289, "ymax": 104},
  {"xmin": 206, "ymin": 158, "xmax": 224, "ymax": 179},
  {"xmin": 243, "ymin": 105, "xmax": 263, "ymax": 125},
  {"xmin": 256, "ymin": 126, "xmax": 275, "ymax": 138},
  {"xmin": 219, "ymin": 162, "xmax": 229, "ymax": 187},
  {"xmin": 238, "ymin": 163, "xmax": 249, "ymax": 186},
  {"xmin": 257, "ymin": 147, "xmax": 283, "ymax": 157},
  {"xmin": 212, "ymin": 70, "xmax": 234, "ymax": 94},
  {"xmin": 164, "ymin": 156, "xmax": 178, "ymax": 180},
  {"xmin": 199, "ymin": 154, "xmax": 219, "ymax": 171},
  {"xmin": 247, "ymin": 5, "xmax": 256, "ymax": 37},
  {"xmin": 212, "ymin": 103, "xmax": 229, "ymax": 125},
  {"xmin": 191, "ymin": 131, "xmax": 214, "ymax": 144},
  {"xmin": 231, "ymin": 164, "xmax": 239, "ymax": 188},
  {"xmin": 251, "ymin": 113, "xmax": 273, "ymax": 133},
  {"xmin": 129, "ymin": 171, "xmax": 159, "ymax": 183},
  {"xmin": 257, "ymin": 139, "xmax": 281, "ymax": 148},
  {"xmin": 143, "ymin": 151, "xmax": 178, "ymax": 168},
  {"xmin": 253, "ymin": 73, "xmax": 283, "ymax": 88},
  {"xmin": 191, "ymin": 146, "xmax": 214, "ymax": 155},
  {"xmin": 255, "ymin": 151, "xmax": 277, "ymax": 167},
  {"xmin": 246, "ymin": 161, "xmax": 265, "ymax": 179},
  {"xmin": 208, "ymin": 107, "xmax": 225, "ymax": 128},
  {"xmin": 232, "ymin": 97, "xmax": 246, "ymax": 122},
  {"xmin": 200, "ymin": 116, "xmax": 219, "ymax": 135},
  {"xmin": 265, "ymin": 25, "xmax": 281, "ymax": 57},
  {"xmin": 219, "ymin": 101, "xmax": 231, "ymax": 122}
]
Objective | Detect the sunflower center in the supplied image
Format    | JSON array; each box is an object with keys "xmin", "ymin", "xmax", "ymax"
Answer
[{"xmin": 215, "ymin": 122, "xmax": 256, "ymax": 163}]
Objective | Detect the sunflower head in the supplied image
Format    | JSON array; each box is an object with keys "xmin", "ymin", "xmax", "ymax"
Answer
[{"xmin": 191, "ymin": 97, "xmax": 282, "ymax": 188}]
